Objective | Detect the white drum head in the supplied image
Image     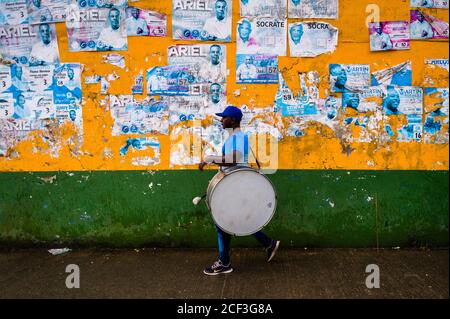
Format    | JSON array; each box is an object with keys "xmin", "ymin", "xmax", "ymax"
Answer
[{"xmin": 210, "ymin": 169, "xmax": 276, "ymax": 236}]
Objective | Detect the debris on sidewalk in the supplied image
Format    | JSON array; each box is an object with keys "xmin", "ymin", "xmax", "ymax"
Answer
[{"xmin": 48, "ymin": 248, "xmax": 72, "ymax": 256}]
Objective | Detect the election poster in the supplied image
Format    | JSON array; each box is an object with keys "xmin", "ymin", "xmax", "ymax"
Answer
[
  {"xmin": 27, "ymin": 0, "xmax": 69, "ymax": 24},
  {"xmin": 369, "ymin": 21, "xmax": 410, "ymax": 52},
  {"xmin": 397, "ymin": 114, "xmax": 423, "ymax": 142},
  {"xmin": 120, "ymin": 137, "xmax": 161, "ymax": 167},
  {"xmin": 74, "ymin": 0, "xmax": 128, "ymax": 8},
  {"xmin": 342, "ymin": 87, "xmax": 384, "ymax": 113},
  {"xmin": 424, "ymin": 115, "xmax": 448, "ymax": 144},
  {"xmin": 236, "ymin": 54, "xmax": 278, "ymax": 84},
  {"xmin": 275, "ymin": 73, "xmax": 319, "ymax": 117},
  {"xmin": 0, "ymin": 0, "xmax": 28, "ymax": 25},
  {"xmin": 28, "ymin": 65, "xmax": 54, "ymax": 94},
  {"xmin": 329, "ymin": 64, "xmax": 371, "ymax": 93},
  {"xmin": 146, "ymin": 65, "xmax": 198, "ymax": 96},
  {"xmin": 288, "ymin": 21, "xmax": 338, "ymax": 57},
  {"xmin": 0, "ymin": 66, "xmax": 12, "ymax": 93},
  {"xmin": 382, "ymin": 86, "xmax": 423, "ymax": 115},
  {"xmin": 410, "ymin": 0, "xmax": 449, "ymax": 9},
  {"xmin": 424, "ymin": 88, "xmax": 449, "ymax": 116},
  {"xmin": 424, "ymin": 58, "xmax": 449, "ymax": 87},
  {"xmin": 288, "ymin": 0, "xmax": 338, "ymax": 19},
  {"xmin": 0, "ymin": 23, "xmax": 59, "ymax": 65},
  {"xmin": 125, "ymin": 7, "xmax": 167, "ymax": 37},
  {"xmin": 172, "ymin": 0, "xmax": 232, "ymax": 42},
  {"xmin": 240, "ymin": 0, "xmax": 287, "ymax": 19},
  {"xmin": 371, "ymin": 61, "xmax": 412, "ymax": 86},
  {"xmin": 66, "ymin": 5, "xmax": 128, "ymax": 51},
  {"xmin": 52, "ymin": 63, "xmax": 82, "ymax": 105},
  {"xmin": 0, "ymin": 92, "xmax": 14, "ymax": 118},
  {"xmin": 410, "ymin": 10, "xmax": 449, "ymax": 40},
  {"xmin": 110, "ymin": 95, "xmax": 168, "ymax": 135},
  {"xmin": 167, "ymin": 44, "xmax": 227, "ymax": 84},
  {"xmin": 236, "ymin": 18, "xmax": 287, "ymax": 56}
]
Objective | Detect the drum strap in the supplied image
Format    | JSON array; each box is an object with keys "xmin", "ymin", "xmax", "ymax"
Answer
[{"xmin": 247, "ymin": 138, "xmax": 261, "ymax": 170}]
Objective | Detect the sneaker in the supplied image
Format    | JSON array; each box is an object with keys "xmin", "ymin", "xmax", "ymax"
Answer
[
  {"xmin": 266, "ymin": 240, "xmax": 280, "ymax": 262},
  {"xmin": 203, "ymin": 260, "xmax": 233, "ymax": 276}
]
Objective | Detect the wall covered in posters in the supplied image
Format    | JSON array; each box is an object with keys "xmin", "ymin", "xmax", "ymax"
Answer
[{"xmin": 0, "ymin": 0, "xmax": 448, "ymax": 171}]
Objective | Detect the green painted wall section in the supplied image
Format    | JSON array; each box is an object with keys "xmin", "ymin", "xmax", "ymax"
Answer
[{"xmin": 0, "ymin": 170, "xmax": 448, "ymax": 248}]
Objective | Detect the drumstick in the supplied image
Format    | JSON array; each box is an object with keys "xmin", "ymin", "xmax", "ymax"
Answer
[{"xmin": 192, "ymin": 194, "xmax": 206, "ymax": 205}]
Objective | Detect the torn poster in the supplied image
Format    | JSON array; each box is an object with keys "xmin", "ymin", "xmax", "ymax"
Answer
[
  {"xmin": 410, "ymin": 0, "xmax": 449, "ymax": 9},
  {"xmin": 288, "ymin": 21, "xmax": 338, "ymax": 57},
  {"xmin": 275, "ymin": 73, "xmax": 318, "ymax": 117},
  {"xmin": 27, "ymin": 0, "xmax": 69, "ymax": 24},
  {"xmin": 240, "ymin": 0, "xmax": 287, "ymax": 19},
  {"xmin": 0, "ymin": 118, "xmax": 47, "ymax": 156},
  {"xmin": 329, "ymin": 64, "xmax": 370, "ymax": 93},
  {"xmin": 102, "ymin": 53, "xmax": 125, "ymax": 68},
  {"xmin": 172, "ymin": 0, "xmax": 232, "ymax": 42},
  {"xmin": 0, "ymin": 0, "xmax": 28, "ymax": 25},
  {"xmin": 0, "ymin": 65, "xmax": 13, "ymax": 92},
  {"xmin": 342, "ymin": 87, "xmax": 384, "ymax": 113},
  {"xmin": 52, "ymin": 63, "xmax": 82, "ymax": 106},
  {"xmin": 0, "ymin": 92, "xmax": 14, "ymax": 118},
  {"xmin": 202, "ymin": 120, "xmax": 224, "ymax": 157},
  {"xmin": 424, "ymin": 58, "xmax": 449, "ymax": 87},
  {"xmin": 132, "ymin": 73, "xmax": 143, "ymax": 94},
  {"xmin": 236, "ymin": 54, "xmax": 278, "ymax": 84},
  {"xmin": 371, "ymin": 61, "xmax": 412, "ymax": 86},
  {"xmin": 382, "ymin": 86, "xmax": 423, "ymax": 115},
  {"xmin": 66, "ymin": 5, "xmax": 128, "ymax": 51},
  {"xmin": 170, "ymin": 125, "xmax": 202, "ymax": 167},
  {"xmin": 288, "ymin": 0, "xmax": 338, "ymax": 19},
  {"xmin": 424, "ymin": 115, "xmax": 448, "ymax": 144},
  {"xmin": 0, "ymin": 23, "xmax": 59, "ymax": 65},
  {"xmin": 236, "ymin": 17, "xmax": 287, "ymax": 56},
  {"xmin": 397, "ymin": 114, "xmax": 423, "ymax": 142},
  {"xmin": 146, "ymin": 65, "xmax": 197, "ymax": 96},
  {"xmin": 167, "ymin": 44, "xmax": 227, "ymax": 84},
  {"xmin": 126, "ymin": 7, "xmax": 167, "ymax": 37},
  {"xmin": 410, "ymin": 10, "xmax": 449, "ymax": 40},
  {"xmin": 74, "ymin": 0, "xmax": 128, "ymax": 8},
  {"xmin": 110, "ymin": 95, "xmax": 169, "ymax": 135},
  {"xmin": 369, "ymin": 21, "xmax": 410, "ymax": 51},
  {"xmin": 424, "ymin": 88, "xmax": 449, "ymax": 116},
  {"xmin": 120, "ymin": 137, "xmax": 161, "ymax": 166}
]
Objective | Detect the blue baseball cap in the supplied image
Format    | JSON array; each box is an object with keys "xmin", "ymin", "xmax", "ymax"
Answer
[{"xmin": 215, "ymin": 106, "xmax": 243, "ymax": 121}]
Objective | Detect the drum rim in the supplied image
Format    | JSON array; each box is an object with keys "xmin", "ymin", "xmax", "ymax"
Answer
[{"xmin": 206, "ymin": 167, "xmax": 278, "ymax": 236}]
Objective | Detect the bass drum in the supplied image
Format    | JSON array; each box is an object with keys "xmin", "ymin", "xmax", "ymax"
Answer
[{"xmin": 206, "ymin": 166, "xmax": 277, "ymax": 236}]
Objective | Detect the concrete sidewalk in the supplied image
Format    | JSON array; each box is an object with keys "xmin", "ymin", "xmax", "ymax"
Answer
[{"xmin": 0, "ymin": 248, "xmax": 447, "ymax": 299}]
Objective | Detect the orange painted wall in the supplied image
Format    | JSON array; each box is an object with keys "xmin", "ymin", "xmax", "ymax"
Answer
[{"xmin": 0, "ymin": 0, "xmax": 448, "ymax": 171}]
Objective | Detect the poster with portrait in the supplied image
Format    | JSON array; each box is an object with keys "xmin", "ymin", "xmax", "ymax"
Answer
[
  {"xmin": 341, "ymin": 87, "xmax": 384, "ymax": 113},
  {"xmin": 0, "ymin": 23, "xmax": 59, "ymax": 65},
  {"xmin": 0, "ymin": 0, "xmax": 28, "ymax": 25},
  {"xmin": 236, "ymin": 17, "xmax": 287, "ymax": 56},
  {"xmin": 288, "ymin": 0, "xmax": 338, "ymax": 19},
  {"xmin": 146, "ymin": 65, "xmax": 198, "ymax": 96},
  {"xmin": 371, "ymin": 61, "xmax": 412, "ymax": 86},
  {"xmin": 167, "ymin": 44, "xmax": 227, "ymax": 84},
  {"xmin": 410, "ymin": 0, "xmax": 449, "ymax": 9},
  {"xmin": 240, "ymin": 0, "xmax": 287, "ymax": 19},
  {"xmin": 410, "ymin": 10, "xmax": 449, "ymax": 40},
  {"xmin": 27, "ymin": 0, "xmax": 70, "ymax": 24},
  {"xmin": 236, "ymin": 54, "xmax": 278, "ymax": 84},
  {"xmin": 66, "ymin": 5, "xmax": 128, "ymax": 51},
  {"xmin": 172, "ymin": 0, "xmax": 232, "ymax": 41},
  {"xmin": 329, "ymin": 64, "xmax": 370, "ymax": 93},
  {"xmin": 368, "ymin": 21, "xmax": 410, "ymax": 52},
  {"xmin": 52, "ymin": 63, "xmax": 82, "ymax": 106},
  {"xmin": 382, "ymin": 86, "xmax": 423, "ymax": 115},
  {"xmin": 288, "ymin": 21, "xmax": 338, "ymax": 57},
  {"xmin": 125, "ymin": 7, "xmax": 167, "ymax": 37}
]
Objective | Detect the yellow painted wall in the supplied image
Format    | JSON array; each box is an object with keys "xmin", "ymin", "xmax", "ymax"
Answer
[{"xmin": 0, "ymin": 0, "xmax": 448, "ymax": 171}]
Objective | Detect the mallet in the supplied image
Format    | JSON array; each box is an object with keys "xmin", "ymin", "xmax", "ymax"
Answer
[{"xmin": 192, "ymin": 194, "xmax": 206, "ymax": 205}]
